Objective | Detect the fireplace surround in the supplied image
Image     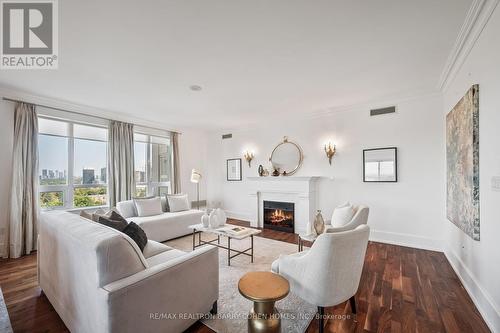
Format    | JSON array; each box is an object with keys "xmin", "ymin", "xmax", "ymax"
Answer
[
  {"xmin": 263, "ymin": 200, "xmax": 295, "ymax": 233},
  {"xmin": 247, "ymin": 176, "xmax": 320, "ymax": 235}
]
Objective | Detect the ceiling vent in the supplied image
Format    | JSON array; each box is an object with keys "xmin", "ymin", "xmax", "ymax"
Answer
[
  {"xmin": 222, "ymin": 133, "xmax": 232, "ymax": 139},
  {"xmin": 370, "ymin": 106, "xmax": 396, "ymax": 116}
]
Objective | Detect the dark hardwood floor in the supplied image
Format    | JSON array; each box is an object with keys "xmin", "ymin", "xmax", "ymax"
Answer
[{"xmin": 0, "ymin": 219, "xmax": 490, "ymax": 333}]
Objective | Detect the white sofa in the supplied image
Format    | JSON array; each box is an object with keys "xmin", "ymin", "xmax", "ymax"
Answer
[
  {"xmin": 116, "ymin": 199, "xmax": 204, "ymax": 242},
  {"xmin": 38, "ymin": 211, "xmax": 219, "ymax": 333}
]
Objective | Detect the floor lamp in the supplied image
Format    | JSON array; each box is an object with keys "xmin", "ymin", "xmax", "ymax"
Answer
[{"xmin": 190, "ymin": 169, "xmax": 202, "ymax": 210}]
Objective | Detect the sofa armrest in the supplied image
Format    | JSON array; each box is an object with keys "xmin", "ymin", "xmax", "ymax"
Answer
[{"xmin": 101, "ymin": 245, "xmax": 219, "ymax": 333}]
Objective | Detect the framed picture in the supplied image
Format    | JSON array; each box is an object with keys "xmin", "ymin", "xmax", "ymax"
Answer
[
  {"xmin": 363, "ymin": 147, "xmax": 397, "ymax": 182},
  {"xmin": 227, "ymin": 158, "xmax": 242, "ymax": 181}
]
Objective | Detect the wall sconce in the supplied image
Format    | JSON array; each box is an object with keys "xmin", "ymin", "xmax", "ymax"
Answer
[
  {"xmin": 243, "ymin": 151, "xmax": 254, "ymax": 167},
  {"xmin": 324, "ymin": 142, "xmax": 336, "ymax": 165}
]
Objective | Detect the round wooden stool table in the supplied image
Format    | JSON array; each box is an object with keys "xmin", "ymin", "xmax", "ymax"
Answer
[{"xmin": 238, "ymin": 271, "xmax": 290, "ymax": 333}]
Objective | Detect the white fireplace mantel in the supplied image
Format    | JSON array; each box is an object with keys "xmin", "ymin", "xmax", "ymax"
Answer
[{"xmin": 247, "ymin": 176, "xmax": 322, "ymax": 234}]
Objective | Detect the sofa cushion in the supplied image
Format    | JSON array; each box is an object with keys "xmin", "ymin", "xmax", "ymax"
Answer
[
  {"xmin": 134, "ymin": 197, "xmax": 163, "ymax": 217},
  {"xmin": 127, "ymin": 209, "xmax": 204, "ymax": 242},
  {"xmin": 122, "ymin": 222, "xmax": 148, "ymax": 252},
  {"xmin": 143, "ymin": 240, "xmax": 172, "ymax": 258},
  {"xmin": 167, "ymin": 194, "xmax": 190, "ymax": 212},
  {"xmin": 116, "ymin": 200, "xmax": 137, "ymax": 218},
  {"xmin": 146, "ymin": 249, "xmax": 186, "ymax": 266}
]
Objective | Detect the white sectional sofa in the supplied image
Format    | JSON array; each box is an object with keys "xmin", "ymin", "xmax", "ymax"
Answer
[
  {"xmin": 38, "ymin": 211, "xmax": 219, "ymax": 333},
  {"xmin": 116, "ymin": 199, "xmax": 204, "ymax": 242}
]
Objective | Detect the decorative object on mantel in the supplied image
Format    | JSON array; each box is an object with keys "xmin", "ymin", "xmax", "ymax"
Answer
[
  {"xmin": 243, "ymin": 150, "xmax": 254, "ymax": 167},
  {"xmin": 190, "ymin": 169, "xmax": 202, "ymax": 209},
  {"xmin": 227, "ymin": 158, "xmax": 242, "ymax": 181},
  {"xmin": 269, "ymin": 136, "xmax": 303, "ymax": 176},
  {"xmin": 272, "ymin": 168, "xmax": 280, "ymax": 177},
  {"xmin": 313, "ymin": 210, "xmax": 325, "ymax": 234},
  {"xmin": 363, "ymin": 147, "xmax": 398, "ymax": 182},
  {"xmin": 258, "ymin": 164, "xmax": 264, "ymax": 176},
  {"xmin": 446, "ymin": 84, "xmax": 480, "ymax": 241},
  {"xmin": 324, "ymin": 142, "xmax": 336, "ymax": 165}
]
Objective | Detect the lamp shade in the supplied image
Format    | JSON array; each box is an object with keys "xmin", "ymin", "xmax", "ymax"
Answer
[{"xmin": 190, "ymin": 169, "xmax": 202, "ymax": 183}]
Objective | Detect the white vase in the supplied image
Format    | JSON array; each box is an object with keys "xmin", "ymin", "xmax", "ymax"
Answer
[
  {"xmin": 201, "ymin": 211, "xmax": 209, "ymax": 228},
  {"xmin": 215, "ymin": 208, "xmax": 227, "ymax": 226},
  {"xmin": 209, "ymin": 211, "xmax": 219, "ymax": 229}
]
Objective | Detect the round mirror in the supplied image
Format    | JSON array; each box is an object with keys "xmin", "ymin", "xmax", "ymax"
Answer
[{"xmin": 270, "ymin": 137, "xmax": 303, "ymax": 176}]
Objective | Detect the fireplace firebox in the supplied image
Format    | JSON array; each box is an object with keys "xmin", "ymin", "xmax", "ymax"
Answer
[{"xmin": 263, "ymin": 201, "xmax": 294, "ymax": 233}]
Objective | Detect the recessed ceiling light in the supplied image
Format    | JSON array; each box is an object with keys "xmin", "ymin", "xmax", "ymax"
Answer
[{"xmin": 190, "ymin": 85, "xmax": 202, "ymax": 91}]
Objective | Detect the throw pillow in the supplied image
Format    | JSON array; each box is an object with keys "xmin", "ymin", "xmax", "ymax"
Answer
[
  {"xmin": 167, "ymin": 194, "xmax": 190, "ymax": 212},
  {"xmin": 80, "ymin": 210, "xmax": 93, "ymax": 221},
  {"xmin": 122, "ymin": 222, "xmax": 148, "ymax": 252},
  {"xmin": 134, "ymin": 197, "xmax": 163, "ymax": 217},
  {"xmin": 98, "ymin": 211, "xmax": 129, "ymax": 231},
  {"xmin": 331, "ymin": 203, "xmax": 355, "ymax": 227}
]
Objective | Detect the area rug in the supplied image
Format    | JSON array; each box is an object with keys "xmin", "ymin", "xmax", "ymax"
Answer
[{"xmin": 165, "ymin": 234, "xmax": 316, "ymax": 333}]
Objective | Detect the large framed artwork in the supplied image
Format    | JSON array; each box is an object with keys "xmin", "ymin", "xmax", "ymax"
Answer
[{"xmin": 446, "ymin": 84, "xmax": 479, "ymax": 240}]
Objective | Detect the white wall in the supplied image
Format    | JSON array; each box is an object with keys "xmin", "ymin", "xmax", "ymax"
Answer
[
  {"xmin": 178, "ymin": 128, "xmax": 209, "ymax": 206},
  {"xmin": 442, "ymin": 5, "xmax": 500, "ymax": 332},
  {"xmin": 206, "ymin": 94, "xmax": 445, "ymax": 250},
  {"xmin": 0, "ymin": 99, "xmax": 14, "ymax": 258}
]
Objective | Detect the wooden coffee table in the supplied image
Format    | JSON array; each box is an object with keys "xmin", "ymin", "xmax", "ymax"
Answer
[{"xmin": 238, "ymin": 271, "xmax": 290, "ymax": 333}]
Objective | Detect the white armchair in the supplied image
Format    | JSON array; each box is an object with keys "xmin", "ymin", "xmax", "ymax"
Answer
[
  {"xmin": 271, "ymin": 225, "xmax": 370, "ymax": 333},
  {"xmin": 325, "ymin": 205, "xmax": 369, "ymax": 233}
]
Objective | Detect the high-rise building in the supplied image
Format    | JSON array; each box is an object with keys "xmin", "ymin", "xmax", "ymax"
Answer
[
  {"xmin": 100, "ymin": 167, "xmax": 107, "ymax": 184},
  {"xmin": 42, "ymin": 169, "xmax": 48, "ymax": 179},
  {"xmin": 48, "ymin": 170, "xmax": 55, "ymax": 179},
  {"xmin": 82, "ymin": 169, "xmax": 95, "ymax": 184}
]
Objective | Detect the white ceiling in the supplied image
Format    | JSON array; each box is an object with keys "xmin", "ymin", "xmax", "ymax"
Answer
[{"xmin": 0, "ymin": 0, "xmax": 471, "ymax": 130}]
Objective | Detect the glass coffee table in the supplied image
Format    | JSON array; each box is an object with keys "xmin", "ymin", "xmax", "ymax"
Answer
[{"xmin": 188, "ymin": 224, "xmax": 261, "ymax": 266}]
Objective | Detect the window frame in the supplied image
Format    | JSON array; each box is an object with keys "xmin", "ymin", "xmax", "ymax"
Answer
[
  {"xmin": 134, "ymin": 133, "xmax": 173, "ymax": 197},
  {"xmin": 38, "ymin": 116, "xmax": 109, "ymax": 210}
]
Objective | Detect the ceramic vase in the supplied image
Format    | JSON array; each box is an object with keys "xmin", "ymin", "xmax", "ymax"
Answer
[
  {"xmin": 209, "ymin": 210, "xmax": 219, "ymax": 229},
  {"xmin": 201, "ymin": 210, "xmax": 210, "ymax": 228},
  {"xmin": 216, "ymin": 208, "xmax": 227, "ymax": 226},
  {"xmin": 313, "ymin": 210, "xmax": 325, "ymax": 234}
]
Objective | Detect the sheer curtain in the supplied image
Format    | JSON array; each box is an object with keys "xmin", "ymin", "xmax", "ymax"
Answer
[
  {"xmin": 108, "ymin": 121, "xmax": 135, "ymax": 207},
  {"xmin": 172, "ymin": 132, "xmax": 181, "ymax": 193},
  {"xmin": 9, "ymin": 102, "xmax": 39, "ymax": 258}
]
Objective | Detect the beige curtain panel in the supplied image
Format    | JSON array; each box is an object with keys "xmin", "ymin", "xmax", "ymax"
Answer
[
  {"xmin": 172, "ymin": 132, "xmax": 181, "ymax": 193},
  {"xmin": 9, "ymin": 102, "xmax": 39, "ymax": 258},
  {"xmin": 108, "ymin": 121, "xmax": 135, "ymax": 207}
]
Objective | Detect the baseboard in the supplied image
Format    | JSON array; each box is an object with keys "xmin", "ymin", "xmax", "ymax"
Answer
[
  {"xmin": 444, "ymin": 247, "xmax": 500, "ymax": 333},
  {"xmin": 369, "ymin": 229, "xmax": 442, "ymax": 252}
]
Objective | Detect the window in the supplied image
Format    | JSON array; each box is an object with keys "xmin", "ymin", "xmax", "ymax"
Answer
[
  {"xmin": 39, "ymin": 117, "xmax": 108, "ymax": 209},
  {"xmin": 133, "ymin": 133, "xmax": 172, "ymax": 197}
]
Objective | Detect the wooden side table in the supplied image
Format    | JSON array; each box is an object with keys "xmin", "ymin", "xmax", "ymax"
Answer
[{"xmin": 238, "ymin": 271, "xmax": 290, "ymax": 333}]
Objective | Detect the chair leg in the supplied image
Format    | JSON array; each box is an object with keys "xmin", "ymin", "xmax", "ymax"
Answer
[
  {"xmin": 210, "ymin": 300, "xmax": 218, "ymax": 315},
  {"xmin": 349, "ymin": 296, "xmax": 357, "ymax": 314},
  {"xmin": 318, "ymin": 306, "xmax": 324, "ymax": 333}
]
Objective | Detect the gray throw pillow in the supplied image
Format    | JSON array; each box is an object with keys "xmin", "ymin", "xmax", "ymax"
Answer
[
  {"xmin": 98, "ymin": 211, "xmax": 129, "ymax": 231},
  {"xmin": 122, "ymin": 222, "xmax": 148, "ymax": 252}
]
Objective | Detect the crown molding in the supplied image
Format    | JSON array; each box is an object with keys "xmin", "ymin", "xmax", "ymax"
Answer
[
  {"xmin": 438, "ymin": 0, "xmax": 499, "ymax": 91},
  {"xmin": 0, "ymin": 84, "xmax": 184, "ymax": 134}
]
